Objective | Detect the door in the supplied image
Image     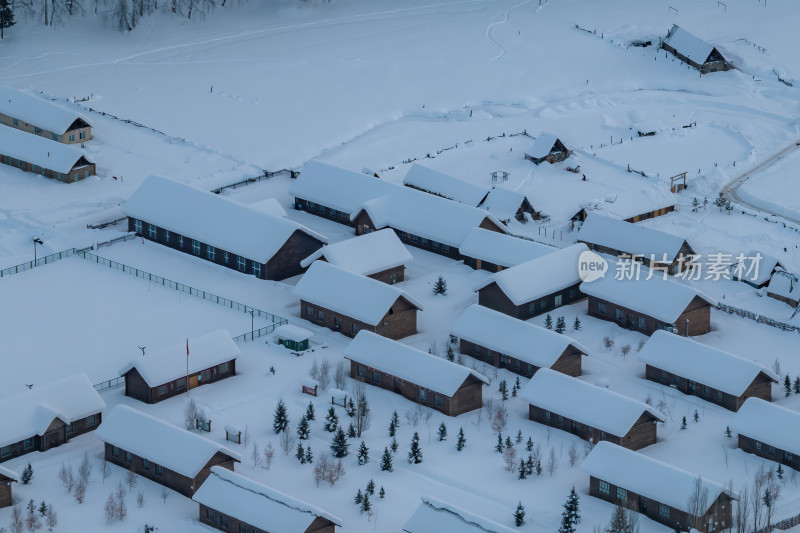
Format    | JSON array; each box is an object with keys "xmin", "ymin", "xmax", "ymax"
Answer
[
  {"xmin": 475, "ymin": 259, "xmax": 482, "ymax": 270},
  {"xmin": 627, "ymin": 313, "xmax": 636, "ymax": 328},
  {"xmin": 394, "ymin": 379, "xmax": 401, "ymax": 393},
  {"xmin": 189, "ymin": 375, "xmax": 199, "ymax": 389},
  {"xmin": 44, "ymin": 429, "xmax": 64, "ymax": 450}
]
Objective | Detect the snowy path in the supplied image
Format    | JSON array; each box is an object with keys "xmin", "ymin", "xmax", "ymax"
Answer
[{"xmin": 485, "ymin": 0, "xmax": 533, "ymax": 61}]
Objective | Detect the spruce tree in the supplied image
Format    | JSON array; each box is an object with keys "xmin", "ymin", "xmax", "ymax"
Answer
[
  {"xmin": 714, "ymin": 192, "xmax": 727, "ymax": 211},
  {"xmin": 512, "ymin": 377, "xmax": 520, "ymax": 397},
  {"xmin": 346, "ymin": 398, "xmax": 355, "ymax": 417},
  {"xmin": 692, "ymin": 197, "xmax": 699, "ymax": 211},
  {"xmin": 514, "ymin": 502, "xmax": 526, "ymax": 527},
  {"xmin": 545, "ymin": 314, "xmax": 553, "ymax": 329},
  {"xmin": 357, "ymin": 441, "xmax": 369, "ymax": 465},
  {"xmin": 496, "ymin": 433, "xmax": 504, "ymax": 453},
  {"xmin": 606, "ymin": 505, "xmax": 628, "ymax": 533},
  {"xmin": 37, "ymin": 501, "xmax": 47, "ymax": 517},
  {"xmin": 794, "ymin": 376, "xmax": 800, "ymax": 395},
  {"xmin": 21, "ymin": 462, "xmax": 33, "ymax": 485},
  {"xmin": 535, "ymin": 459, "xmax": 542, "ymax": 475},
  {"xmin": 693, "ymin": 410, "xmax": 699, "ymax": 423},
  {"xmin": 389, "ymin": 411, "xmax": 399, "ymax": 437},
  {"xmin": 526, "ymin": 436, "xmax": 533, "ymax": 452},
  {"xmin": 456, "ymin": 427, "xmax": 466, "ymax": 451},
  {"xmin": 379, "ymin": 486, "xmax": 385, "ymax": 498},
  {"xmin": 505, "ymin": 436, "xmax": 513, "ymax": 449},
  {"xmin": 437, "ymin": 422, "xmax": 447, "ymax": 441},
  {"xmin": 354, "ymin": 489, "xmax": 363, "ymax": 505},
  {"xmin": 365, "ymin": 479, "xmax": 375, "ymax": 495},
  {"xmin": 515, "ymin": 430, "xmax": 523, "ymax": 444},
  {"xmin": 305, "ymin": 446, "xmax": 313, "ymax": 464},
  {"xmin": 681, "ymin": 416, "xmax": 687, "ymax": 429},
  {"xmin": 499, "ymin": 380, "xmax": 508, "ymax": 401},
  {"xmin": 408, "ymin": 432, "xmax": 423, "ymax": 464},
  {"xmin": 517, "ymin": 459, "xmax": 527, "ymax": 480},
  {"xmin": 347, "ymin": 422, "xmax": 356, "ymax": 438},
  {"xmin": 391, "ymin": 437, "xmax": 398, "ymax": 453},
  {"xmin": 525, "ymin": 455, "xmax": 534, "ymax": 476},
  {"xmin": 432, "ymin": 276, "xmax": 447, "ymax": 295},
  {"xmin": 573, "ymin": 316, "xmax": 581, "ymax": 331},
  {"xmin": 777, "ymin": 464, "xmax": 784, "ymax": 479},
  {"xmin": 446, "ymin": 344, "xmax": 455, "ymax": 362},
  {"xmin": 296, "ymin": 443, "xmax": 306, "ymax": 464},
  {"xmin": 0, "ymin": 0, "xmax": 14, "ymax": 40},
  {"xmin": 725, "ymin": 426, "xmax": 732, "ymax": 438},
  {"xmin": 785, "ymin": 375, "xmax": 792, "ymax": 397},
  {"xmin": 305, "ymin": 401, "xmax": 315, "ymax": 421},
  {"xmin": 559, "ymin": 486, "xmax": 581, "ymax": 533},
  {"xmin": 360, "ymin": 492, "xmax": 371, "ymax": 514},
  {"xmin": 331, "ymin": 426, "xmax": 349, "ymax": 458},
  {"xmin": 380, "ymin": 447, "xmax": 393, "ymax": 471},
  {"xmin": 297, "ymin": 416, "xmax": 310, "ymax": 440},
  {"xmin": 555, "ymin": 316, "xmax": 566, "ymax": 334},
  {"xmin": 273, "ymin": 399, "xmax": 289, "ymax": 434},
  {"xmin": 324, "ymin": 407, "xmax": 338, "ymax": 432}
]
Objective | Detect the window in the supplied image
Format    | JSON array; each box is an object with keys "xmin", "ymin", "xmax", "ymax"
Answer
[
  {"xmin": 206, "ymin": 508, "xmax": 215, "ymax": 521},
  {"xmin": 69, "ymin": 134, "xmax": 75, "ymax": 142},
  {"xmin": 432, "ymin": 241, "xmax": 440, "ymax": 250},
  {"xmin": 554, "ymin": 294, "xmax": 562, "ymax": 307},
  {"xmin": 177, "ymin": 377, "xmax": 186, "ymax": 390},
  {"xmin": 66, "ymin": 423, "xmax": 74, "ymax": 435},
  {"xmin": 124, "ymin": 451, "xmax": 132, "ymax": 463},
  {"xmin": 638, "ymin": 317, "xmax": 647, "ymax": 330},
  {"xmin": 661, "ymin": 370, "xmax": 667, "ymax": 381},
  {"xmin": 86, "ymin": 414, "xmax": 97, "ymax": 426},
  {"xmin": 238, "ymin": 257, "xmax": 246, "ymax": 271},
  {"xmin": 372, "ymin": 371, "xmax": 381, "ymax": 384},
  {"xmin": 716, "ymin": 391, "xmax": 723, "ymax": 402},
  {"xmin": 52, "ymin": 133, "xmax": 59, "ymax": 141},
  {"xmin": 224, "ymin": 251, "xmax": 229, "ymax": 264},
  {"xmin": 785, "ymin": 451, "xmax": 793, "ymax": 463},
  {"xmin": 616, "ymin": 487, "xmax": 628, "ymax": 501},
  {"xmin": 220, "ymin": 515, "xmax": 228, "ymax": 527},
  {"xmin": 539, "ymin": 298, "xmax": 547, "ymax": 309},
  {"xmin": 305, "ymin": 306, "xmax": 313, "ymax": 317},
  {"xmin": 252, "ymin": 263, "xmax": 261, "ymax": 277},
  {"xmin": 659, "ymin": 504, "xmax": 670, "ymax": 518},
  {"xmin": 544, "ymin": 410, "xmax": 551, "ymax": 421},
  {"xmin": 768, "ymin": 445, "xmax": 775, "ymax": 455},
  {"xmin": 192, "ymin": 240, "xmax": 201, "ymax": 255},
  {"xmin": 615, "ymin": 309, "xmax": 624, "ymax": 320},
  {"xmin": 23, "ymin": 438, "xmax": 34, "ymax": 450},
  {"xmin": 157, "ymin": 385, "xmax": 168, "ymax": 396},
  {"xmin": 207, "ymin": 246, "xmax": 215, "ymax": 260},
  {"xmin": 434, "ymin": 395, "xmax": 443, "ymax": 406},
  {"xmin": 165, "ymin": 230, "xmax": 170, "ymax": 243},
  {"xmin": 317, "ymin": 309, "xmax": 325, "ymax": 321},
  {"xmin": 569, "ymin": 288, "xmax": 577, "ymax": 298},
  {"xmin": 528, "ymin": 302, "xmax": 536, "ymax": 313},
  {"xmin": 352, "ymin": 323, "xmax": 360, "ymax": 335},
  {"xmin": 134, "ymin": 220, "xmax": 142, "ymax": 234},
  {"xmin": 557, "ymin": 415, "xmax": 564, "ymax": 427},
  {"xmin": 755, "ymin": 441, "xmax": 762, "ymax": 452},
  {"xmin": 178, "ymin": 235, "xmax": 184, "ymax": 248},
  {"xmin": 141, "ymin": 459, "xmax": 150, "ymax": 471},
  {"xmin": 13, "ymin": 118, "xmax": 18, "ymax": 126},
  {"xmin": 111, "ymin": 446, "xmax": 119, "ymax": 457},
  {"xmin": 155, "ymin": 464, "xmax": 163, "ymax": 476},
  {"xmin": 149, "ymin": 224, "xmax": 157, "ymax": 239},
  {"xmin": 597, "ymin": 302, "xmax": 607, "ymax": 315},
  {"xmin": 357, "ymin": 366, "xmax": 366, "ymax": 378},
  {"xmin": 240, "ymin": 524, "xmax": 247, "ymax": 533},
  {"xmin": 442, "ymin": 244, "xmax": 450, "ymax": 253},
  {"xmin": 410, "ymin": 235, "xmax": 419, "ymax": 244},
  {"xmin": 640, "ymin": 496, "xmax": 648, "ymax": 511},
  {"xmin": 418, "ymin": 388, "xmax": 427, "ymax": 401},
  {"xmin": 220, "ymin": 362, "xmax": 229, "ymax": 373},
  {"xmin": 599, "ymin": 480, "xmax": 610, "ymax": 494},
  {"xmin": 80, "ymin": 131, "xmax": 86, "ymax": 140}
]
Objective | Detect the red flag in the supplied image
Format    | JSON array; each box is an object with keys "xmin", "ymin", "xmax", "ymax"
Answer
[{"xmin": 186, "ymin": 338, "xmax": 189, "ymax": 356}]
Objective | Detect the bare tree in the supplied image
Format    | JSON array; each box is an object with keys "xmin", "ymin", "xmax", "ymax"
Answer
[
  {"xmin": 78, "ymin": 452, "xmax": 92, "ymax": 484},
  {"xmin": 101, "ymin": 461, "xmax": 111, "ymax": 484},
  {"xmin": 546, "ymin": 447, "xmax": 557, "ymax": 476},
  {"xmin": 319, "ymin": 359, "xmax": 332, "ymax": 390},
  {"xmin": 491, "ymin": 405, "xmax": 507, "ymax": 434},
  {"xmin": 251, "ymin": 441, "xmax": 262, "ymax": 467},
  {"xmin": 264, "ymin": 442, "xmax": 275, "ymax": 469},
  {"xmin": 568, "ymin": 441, "xmax": 579, "ymax": 466},
  {"xmin": 160, "ymin": 488, "xmax": 169, "ymax": 504},
  {"xmin": 136, "ymin": 490, "xmax": 145, "ymax": 509},
  {"xmin": 279, "ymin": 430, "xmax": 297, "ymax": 456},
  {"xmin": 10, "ymin": 506, "xmax": 24, "ymax": 533},
  {"xmin": 353, "ymin": 382, "xmax": 371, "ymax": 438},
  {"xmin": 184, "ymin": 399, "xmax": 198, "ymax": 431},
  {"xmin": 57, "ymin": 463, "xmax": 75, "ymax": 493},
  {"xmin": 114, "ymin": 483, "xmax": 127, "ymax": 522},
  {"xmin": 312, "ymin": 452, "xmax": 345, "ymax": 487},
  {"xmin": 763, "ymin": 476, "xmax": 781, "ymax": 531},
  {"xmin": 309, "ymin": 359, "xmax": 320, "ymax": 382},
  {"xmin": 752, "ymin": 465, "xmax": 768, "ymax": 533},
  {"xmin": 734, "ymin": 484, "xmax": 750, "ymax": 533},
  {"xmin": 104, "ymin": 494, "xmax": 116, "ymax": 525},
  {"xmin": 334, "ymin": 361, "xmax": 346, "ymax": 389},
  {"xmin": 687, "ymin": 477, "xmax": 710, "ymax": 528},
  {"xmin": 502, "ymin": 446, "xmax": 517, "ymax": 472},
  {"xmin": 625, "ymin": 507, "xmax": 640, "ymax": 533},
  {"xmin": 44, "ymin": 506, "xmax": 57, "ymax": 532},
  {"xmin": 404, "ymin": 406, "xmax": 421, "ymax": 427},
  {"xmin": 73, "ymin": 478, "xmax": 87, "ymax": 504},
  {"xmin": 125, "ymin": 468, "xmax": 137, "ymax": 491}
]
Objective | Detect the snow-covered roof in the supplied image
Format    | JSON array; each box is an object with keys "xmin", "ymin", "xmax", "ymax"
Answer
[
  {"xmin": 576, "ymin": 189, "xmax": 675, "ymax": 222},
  {"xmin": 403, "ymin": 496, "xmax": 517, "ymax": 533},
  {"xmin": 480, "ymin": 187, "xmax": 528, "ymax": 221},
  {"xmin": 731, "ymin": 251, "xmax": 784, "ymax": 286},
  {"xmin": 452, "ymin": 305, "xmax": 588, "ymax": 368},
  {"xmin": 403, "ymin": 163, "xmax": 489, "ymax": 207},
  {"xmin": 638, "ymin": 331, "xmax": 777, "ymax": 396},
  {"xmin": 274, "ymin": 324, "xmax": 312, "ymax": 343},
  {"xmin": 766, "ymin": 271, "xmax": 799, "ymax": 301},
  {"xmin": 344, "ymin": 331, "xmax": 489, "ymax": 396},
  {"xmin": 119, "ymin": 330, "xmax": 240, "ymax": 387},
  {"xmin": 0, "ymin": 124, "xmax": 93, "ymax": 174},
  {"xmin": 459, "ymin": 228, "xmax": 553, "ymax": 267},
  {"xmin": 299, "ymin": 229, "xmax": 412, "ymax": 276},
  {"xmin": 580, "ymin": 275, "xmax": 716, "ymax": 324},
  {"xmin": 193, "ymin": 467, "xmax": 342, "ymax": 533},
  {"xmin": 476, "ymin": 243, "xmax": 589, "ymax": 305},
  {"xmin": 0, "ymin": 86, "xmax": 91, "ymax": 135},
  {"xmin": 582, "ymin": 442, "xmax": 735, "ymax": 515},
  {"xmin": 123, "ymin": 176, "xmax": 326, "ymax": 264},
  {"xmin": 578, "ymin": 213, "xmax": 689, "ymax": 263},
  {"xmin": 0, "ymin": 465, "xmax": 20, "ymax": 482},
  {"xmin": 663, "ymin": 25, "xmax": 717, "ymax": 65},
  {"xmin": 734, "ymin": 398, "xmax": 800, "ymax": 457},
  {"xmin": 292, "ymin": 261, "xmax": 422, "ymax": 326},
  {"xmin": 520, "ymin": 369, "xmax": 663, "ymax": 436},
  {"xmin": 289, "ymin": 160, "xmax": 395, "ymax": 214},
  {"xmin": 95, "ymin": 405, "xmax": 241, "ymax": 478},
  {"xmin": 526, "ymin": 132, "xmax": 561, "ymax": 159},
  {"xmin": 0, "ymin": 374, "xmax": 106, "ymax": 448},
  {"xmin": 247, "ymin": 197, "xmax": 288, "ymax": 218}
]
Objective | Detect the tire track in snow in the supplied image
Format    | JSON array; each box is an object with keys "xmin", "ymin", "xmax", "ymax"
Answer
[{"xmin": 485, "ymin": 0, "xmax": 533, "ymax": 61}]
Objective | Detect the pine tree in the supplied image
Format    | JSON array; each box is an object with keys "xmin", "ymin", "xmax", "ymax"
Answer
[
  {"xmin": 725, "ymin": 426, "xmax": 732, "ymax": 438},
  {"xmin": 496, "ymin": 433, "xmax": 504, "ymax": 453},
  {"xmin": 305, "ymin": 401, "xmax": 315, "ymax": 421},
  {"xmin": 573, "ymin": 316, "xmax": 581, "ymax": 331},
  {"xmin": 37, "ymin": 500, "xmax": 47, "ymax": 517},
  {"xmin": 379, "ymin": 486, "xmax": 385, "ymax": 498},
  {"xmin": 794, "ymin": 376, "xmax": 800, "ymax": 395},
  {"xmin": 296, "ymin": 443, "xmax": 306, "ymax": 464},
  {"xmin": 446, "ymin": 344, "xmax": 455, "ymax": 362},
  {"xmin": 777, "ymin": 464, "xmax": 784, "ymax": 480},
  {"xmin": 693, "ymin": 410, "xmax": 699, "ymax": 423},
  {"xmin": 535, "ymin": 459, "xmax": 542, "ymax": 476},
  {"xmin": 324, "ymin": 407, "xmax": 338, "ymax": 432},
  {"xmin": 692, "ymin": 197, "xmax": 699, "ymax": 211},
  {"xmin": 559, "ymin": 486, "xmax": 581, "ymax": 533},
  {"xmin": 526, "ymin": 437, "xmax": 533, "ymax": 452},
  {"xmin": 347, "ymin": 422, "xmax": 356, "ymax": 438},
  {"xmin": 545, "ymin": 314, "xmax": 553, "ymax": 329},
  {"xmin": 389, "ymin": 411, "xmax": 399, "ymax": 437},
  {"xmin": 517, "ymin": 459, "xmax": 527, "ymax": 479},
  {"xmin": 365, "ymin": 479, "xmax": 375, "ymax": 495},
  {"xmin": 606, "ymin": 505, "xmax": 628, "ymax": 533},
  {"xmin": 681, "ymin": 416, "xmax": 687, "ymax": 430},
  {"xmin": 515, "ymin": 430, "xmax": 522, "ymax": 444},
  {"xmin": 346, "ymin": 398, "xmax": 355, "ymax": 417},
  {"xmin": 0, "ymin": 0, "xmax": 15, "ymax": 40},
  {"xmin": 357, "ymin": 441, "xmax": 369, "ymax": 465},
  {"xmin": 456, "ymin": 427, "xmax": 466, "ymax": 451},
  {"xmin": 390, "ymin": 437, "xmax": 398, "ymax": 453},
  {"xmin": 499, "ymin": 380, "xmax": 508, "ymax": 401},
  {"xmin": 703, "ymin": 197, "xmax": 709, "ymax": 208},
  {"xmin": 432, "ymin": 276, "xmax": 447, "ymax": 295},
  {"xmin": 555, "ymin": 316, "xmax": 566, "ymax": 334},
  {"xmin": 354, "ymin": 489, "xmax": 363, "ymax": 505},
  {"xmin": 512, "ymin": 377, "xmax": 520, "ymax": 397},
  {"xmin": 525, "ymin": 455, "xmax": 534, "ymax": 476},
  {"xmin": 505, "ymin": 436, "xmax": 513, "ymax": 449},
  {"xmin": 514, "ymin": 502, "xmax": 526, "ymax": 527},
  {"xmin": 297, "ymin": 416, "xmax": 310, "ymax": 440},
  {"xmin": 380, "ymin": 447, "xmax": 393, "ymax": 471},
  {"xmin": 437, "ymin": 422, "xmax": 447, "ymax": 441},
  {"xmin": 273, "ymin": 399, "xmax": 289, "ymax": 434},
  {"xmin": 785, "ymin": 375, "xmax": 792, "ymax": 397},
  {"xmin": 360, "ymin": 492, "xmax": 371, "ymax": 514},
  {"xmin": 408, "ymin": 432, "xmax": 423, "ymax": 464},
  {"xmin": 331, "ymin": 427, "xmax": 349, "ymax": 458},
  {"xmin": 714, "ymin": 192, "xmax": 727, "ymax": 211},
  {"xmin": 21, "ymin": 462, "xmax": 33, "ymax": 484},
  {"xmin": 305, "ymin": 446, "xmax": 313, "ymax": 464}
]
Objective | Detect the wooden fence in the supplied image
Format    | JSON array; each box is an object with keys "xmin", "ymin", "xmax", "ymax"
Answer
[{"xmin": 717, "ymin": 303, "xmax": 800, "ymax": 333}]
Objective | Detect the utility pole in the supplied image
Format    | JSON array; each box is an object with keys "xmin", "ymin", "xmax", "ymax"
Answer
[
  {"xmin": 33, "ymin": 237, "xmax": 43, "ymax": 262},
  {"xmin": 249, "ymin": 309, "xmax": 255, "ymax": 341}
]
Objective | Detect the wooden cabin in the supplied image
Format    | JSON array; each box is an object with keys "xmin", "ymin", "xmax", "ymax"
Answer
[
  {"xmin": 0, "ymin": 86, "xmax": 92, "ymax": 144},
  {"xmin": 521, "ymin": 369, "xmax": 663, "ymax": 450},
  {"xmin": 293, "ymin": 261, "xmax": 422, "ymax": 340},
  {"xmin": 96, "ymin": 405, "xmax": 241, "ymax": 497},
  {"xmin": 403, "ymin": 496, "xmax": 517, "ymax": 533},
  {"xmin": 766, "ymin": 271, "xmax": 799, "ymax": 308},
  {"xmin": 571, "ymin": 189, "xmax": 676, "ymax": 230},
  {"xmin": 120, "ymin": 330, "xmax": 240, "ymax": 404},
  {"xmin": 460, "ymin": 228, "xmax": 553, "ymax": 272},
  {"xmin": 300, "ymin": 229, "xmax": 412, "ymax": 284},
  {"xmin": 581, "ymin": 276, "xmax": 715, "ymax": 337},
  {"xmin": 0, "ymin": 466, "xmax": 18, "ymax": 509},
  {"xmin": 524, "ymin": 132, "xmax": 568, "ymax": 164},
  {"xmin": 344, "ymin": 331, "xmax": 489, "ymax": 416},
  {"xmin": 452, "ymin": 304, "xmax": 588, "ymax": 378},
  {"xmin": 661, "ymin": 25, "xmax": 733, "ymax": 74},
  {"xmin": 583, "ymin": 442, "xmax": 736, "ymax": 532},
  {"xmin": 639, "ymin": 331, "xmax": 776, "ymax": 411},
  {"xmin": 731, "ymin": 251, "xmax": 785, "ymax": 289},
  {"xmin": 476, "ymin": 243, "xmax": 588, "ymax": 319},
  {"xmin": 274, "ymin": 324, "xmax": 312, "ymax": 351},
  {"xmin": 194, "ymin": 467, "xmax": 341, "ymax": 533},
  {"xmin": 124, "ymin": 176, "xmax": 326, "ymax": 281},
  {"xmin": 0, "ymin": 374, "xmax": 105, "ymax": 464},
  {"xmin": 481, "ymin": 186, "xmax": 540, "ymax": 222},
  {"xmin": 0, "ymin": 125, "xmax": 95, "ymax": 183},
  {"xmin": 735, "ymin": 398, "xmax": 800, "ymax": 472}
]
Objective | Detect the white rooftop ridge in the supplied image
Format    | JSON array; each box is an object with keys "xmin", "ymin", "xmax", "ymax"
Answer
[
  {"xmin": 344, "ymin": 331, "xmax": 489, "ymax": 396},
  {"xmin": 123, "ymin": 176, "xmax": 326, "ymax": 264},
  {"xmin": 192, "ymin": 466, "xmax": 342, "ymax": 533},
  {"xmin": 119, "ymin": 330, "xmax": 240, "ymax": 386},
  {"xmin": 520, "ymin": 369, "xmax": 663, "ymax": 436},
  {"xmin": 0, "ymin": 465, "xmax": 19, "ymax": 482},
  {"xmin": 292, "ymin": 261, "xmax": 422, "ymax": 326},
  {"xmin": 95, "ymin": 405, "xmax": 241, "ymax": 478},
  {"xmin": 663, "ymin": 25, "xmax": 717, "ymax": 65},
  {"xmin": 638, "ymin": 331, "xmax": 777, "ymax": 396},
  {"xmin": 299, "ymin": 229, "xmax": 412, "ymax": 276},
  {"xmin": 480, "ymin": 187, "xmax": 528, "ymax": 221},
  {"xmin": 247, "ymin": 197, "xmax": 288, "ymax": 218},
  {"xmin": 274, "ymin": 324, "xmax": 313, "ymax": 343},
  {"xmin": 578, "ymin": 213, "xmax": 689, "ymax": 263},
  {"xmin": 734, "ymin": 398, "xmax": 800, "ymax": 457},
  {"xmin": 289, "ymin": 160, "xmax": 396, "ymax": 214},
  {"xmin": 403, "ymin": 163, "xmax": 489, "ymax": 207},
  {"xmin": 576, "ymin": 188, "xmax": 675, "ymax": 221},
  {"xmin": 767, "ymin": 271, "xmax": 799, "ymax": 301},
  {"xmin": 0, "ymin": 86, "xmax": 91, "ymax": 135},
  {"xmin": 459, "ymin": 228, "xmax": 553, "ymax": 267},
  {"xmin": 526, "ymin": 132, "xmax": 561, "ymax": 159},
  {"xmin": 0, "ymin": 124, "xmax": 93, "ymax": 174},
  {"xmin": 403, "ymin": 496, "xmax": 517, "ymax": 533},
  {"xmin": 582, "ymin": 442, "xmax": 736, "ymax": 515},
  {"xmin": 0, "ymin": 374, "xmax": 106, "ymax": 449},
  {"xmin": 731, "ymin": 250, "xmax": 783, "ymax": 286},
  {"xmin": 476, "ymin": 243, "xmax": 589, "ymax": 304},
  {"xmin": 452, "ymin": 305, "xmax": 588, "ymax": 368}
]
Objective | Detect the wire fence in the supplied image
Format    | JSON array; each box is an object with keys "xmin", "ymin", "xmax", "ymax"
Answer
[
  {"xmin": 94, "ymin": 377, "xmax": 126, "ymax": 392},
  {"xmin": 717, "ymin": 303, "xmax": 800, "ymax": 333},
  {"xmin": 0, "ymin": 249, "xmax": 77, "ymax": 278}
]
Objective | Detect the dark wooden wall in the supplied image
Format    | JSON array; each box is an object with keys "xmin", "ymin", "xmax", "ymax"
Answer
[
  {"xmin": 199, "ymin": 504, "xmax": 337, "ymax": 533},
  {"xmin": 478, "ymin": 282, "xmax": 584, "ymax": 320},
  {"xmin": 528, "ymin": 406, "xmax": 657, "ymax": 450},
  {"xmin": 300, "ymin": 297, "xmax": 417, "ymax": 340},
  {"xmin": 124, "ymin": 360, "xmax": 236, "ymax": 404},
  {"xmin": 459, "ymin": 340, "xmax": 582, "ymax": 379},
  {"xmin": 586, "ymin": 295, "xmax": 707, "ymax": 336},
  {"xmin": 266, "ymin": 230, "xmax": 324, "ymax": 281},
  {"xmin": 0, "ymin": 475, "xmax": 13, "ymax": 509},
  {"xmin": 738, "ymin": 435, "xmax": 797, "ymax": 471},
  {"xmin": 368, "ymin": 265, "xmax": 405, "ymax": 284}
]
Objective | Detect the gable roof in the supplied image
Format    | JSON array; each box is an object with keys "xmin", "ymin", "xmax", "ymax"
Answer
[
  {"xmin": 476, "ymin": 243, "xmax": 588, "ymax": 305},
  {"xmin": 119, "ymin": 330, "xmax": 240, "ymax": 387},
  {"xmin": 663, "ymin": 25, "xmax": 720, "ymax": 65},
  {"xmin": 0, "ymin": 86, "xmax": 91, "ymax": 135},
  {"xmin": 766, "ymin": 271, "xmax": 799, "ymax": 301},
  {"xmin": 520, "ymin": 369, "xmax": 663, "ymax": 436},
  {"xmin": 299, "ymin": 229, "xmax": 412, "ymax": 276},
  {"xmin": 403, "ymin": 163, "xmax": 489, "ymax": 207},
  {"xmin": 0, "ymin": 465, "xmax": 19, "ymax": 482},
  {"xmin": 734, "ymin": 398, "xmax": 800, "ymax": 457},
  {"xmin": 95, "ymin": 405, "xmax": 241, "ymax": 478},
  {"xmin": 289, "ymin": 160, "xmax": 395, "ymax": 214},
  {"xmin": 403, "ymin": 496, "xmax": 517, "ymax": 533},
  {"xmin": 638, "ymin": 331, "xmax": 777, "ymax": 396},
  {"xmin": 274, "ymin": 324, "xmax": 313, "ymax": 343},
  {"xmin": 580, "ymin": 275, "xmax": 716, "ymax": 324},
  {"xmin": 344, "ymin": 331, "xmax": 489, "ymax": 396},
  {"xmin": 582, "ymin": 442, "xmax": 735, "ymax": 515},
  {"xmin": 0, "ymin": 374, "xmax": 106, "ymax": 449},
  {"xmin": 480, "ymin": 187, "xmax": 529, "ymax": 221},
  {"xmin": 526, "ymin": 132, "xmax": 562, "ymax": 159},
  {"xmin": 459, "ymin": 228, "xmax": 553, "ymax": 268},
  {"xmin": 123, "ymin": 176, "xmax": 326, "ymax": 264},
  {"xmin": 0, "ymin": 124, "xmax": 93, "ymax": 174},
  {"xmin": 452, "ymin": 305, "xmax": 588, "ymax": 368},
  {"xmin": 578, "ymin": 213, "xmax": 689, "ymax": 263},
  {"xmin": 576, "ymin": 189, "xmax": 675, "ymax": 222},
  {"xmin": 193, "ymin": 467, "xmax": 342, "ymax": 533},
  {"xmin": 292, "ymin": 261, "xmax": 422, "ymax": 326},
  {"xmin": 731, "ymin": 251, "xmax": 784, "ymax": 286},
  {"xmin": 248, "ymin": 197, "xmax": 288, "ymax": 218}
]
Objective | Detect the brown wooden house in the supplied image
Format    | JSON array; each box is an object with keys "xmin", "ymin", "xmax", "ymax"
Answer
[
  {"xmin": 521, "ymin": 369, "xmax": 664, "ymax": 450},
  {"xmin": 95, "ymin": 405, "xmax": 241, "ymax": 497},
  {"xmin": 766, "ymin": 271, "xmax": 800, "ymax": 308},
  {"xmin": 293, "ymin": 261, "xmax": 422, "ymax": 340},
  {"xmin": 0, "ymin": 86, "xmax": 92, "ymax": 144},
  {"xmin": 193, "ymin": 467, "xmax": 342, "ymax": 533},
  {"xmin": 734, "ymin": 398, "xmax": 800, "ymax": 472},
  {"xmin": 0, "ymin": 125, "xmax": 95, "ymax": 183},
  {"xmin": 403, "ymin": 496, "xmax": 518, "ymax": 533},
  {"xmin": 344, "ymin": 331, "xmax": 489, "ymax": 416},
  {"xmin": 459, "ymin": 228, "xmax": 554, "ymax": 272},
  {"xmin": 661, "ymin": 25, "xmax": 733, "ymax": 74},
  {"xmin": 120, "ymin": 330, "xmax": 240, "ymax": 404},
  {"xmin": 524, "ymin": 132, "xmax": 568, "ymax": 164},
  {"xmin": 0, "ymin": 466, "xmax": 18, "ymax": 509},
  {"xmin": 639, "ymin": 331, "xmax": 776, "ymax": 411},
  {"xmin": 0, "ymin": 374, "xmax": 105, "ymax": 464}
]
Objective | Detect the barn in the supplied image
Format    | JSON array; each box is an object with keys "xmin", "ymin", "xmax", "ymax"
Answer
[
  {"xmin": 119, "ymin": 330, "xmax": 240, "ymax": 404},
  {"xmin": 476, "ymin": 243, "xmax": 588, "ymax": 319},
  {"xmin": 524, "ymin": 132, "xmax": 568, "ymax": 164},
  {"xmin": 521, "ymin": 369, "xmax": 663, "ymax": 450},
  {"xmin": 582, "ymin": 442, "xmax": 736, "ymax": 532},
  {"xmin": 661, "ymin": 25, "xmax": 733, "ymax": 74},
  {"xmin": 344, "ymin": 331, "xmax": 489, "ymax": 416},
  {"xmin": 451, "ymin": 304, "xmax": 588, "ymax": 378},
  {"xmin": 766, "ymin": 271, "xmax": 799, "ymax": 308},
  {"xmin": 293, "ymin": 261, "xmax": 422, "ymax": 340},
  {"xmin": 95, "ymin": 405, "xmax": 241, "ymax": 497},
  {"xmin": 193, "ymin": 467, "xmax": 342, "ymax": 533},
  {"xmin": 403, "ymin": 496, "xmax": 517, "ymax": 533},
  {"xmin": 459, "ymin": 228, "xmax": 553, "ymax": 272},
  {"xmin": 638, "ymin": 331, "xmax": 776, "ymax": 411},
  {"xmin": 0, "ymin": 466, "xmax": 18, "ymax": 509},
  {"xmin": 0, "ymin": 86, "xmax": 92, "ymax": 143},
  {"xmin": 0, "ymin": 125, "xmax": 95, "ymax": 183},
  {"xmin": 734, "ymin": 398, "xmax": 800, "ymax": 472},
  {"xmin": 731, "ymin": 251, "xmax": 785, "ymax": 289},
  {"xmin": 124, "ymin": 176, "xmax": 326, "ymax": 281},
  {"xmin": 0, "ymin": 374, "xmax": 105, "ymax": 464}
]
